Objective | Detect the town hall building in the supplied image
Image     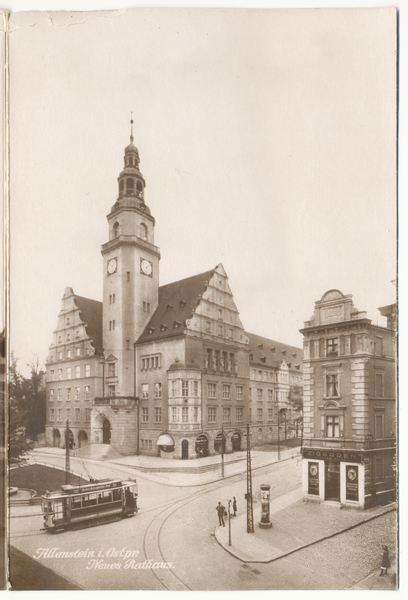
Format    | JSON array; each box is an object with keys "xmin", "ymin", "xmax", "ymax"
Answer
[{"xmin": 44, "ymin": 127, "xmax": 303, "ymax": 459}]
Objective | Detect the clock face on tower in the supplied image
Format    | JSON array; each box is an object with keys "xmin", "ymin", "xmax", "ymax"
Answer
[
  {"xmin": 107, "ymin": 258, "xmax": 117, "ymax": 275},
  {"xmin": 140, "ymin": 258, "xmax": 153, "ymax": 276}
]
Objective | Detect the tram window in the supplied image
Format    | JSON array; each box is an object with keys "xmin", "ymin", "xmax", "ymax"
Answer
[
  {"xmin": 113, "ymin": 489, "xmax": 121, "ymax": 501},
  {"xmin": 72, "ymin": 497, "xmax": 81, "ymax": 509}
]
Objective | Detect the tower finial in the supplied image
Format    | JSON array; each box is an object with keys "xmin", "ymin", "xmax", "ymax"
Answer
[{"xmin": 130, "ymin": 112, "xmax": 134, "ymax": 143}]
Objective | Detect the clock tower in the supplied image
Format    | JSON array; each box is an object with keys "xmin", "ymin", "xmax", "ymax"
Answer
[{"xmin": 101, "ymin": 120, "xmax": 160, "ymax": 397}]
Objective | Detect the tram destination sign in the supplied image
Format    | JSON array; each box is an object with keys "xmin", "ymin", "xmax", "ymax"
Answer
[{"xmin": 302, "ymin": 448, "xmax": 364, "ymax": 464}]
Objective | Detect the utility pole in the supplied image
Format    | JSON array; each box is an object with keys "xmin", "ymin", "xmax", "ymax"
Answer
[
  {"xmin": 246, "ymin": 423, "xmax": 254, "ymax": 533},
  {"xmin": 65, "ymin": 419, "xmax": 70, "ymax": 485}
]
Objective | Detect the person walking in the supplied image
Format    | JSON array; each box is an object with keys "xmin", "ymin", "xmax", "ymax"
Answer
[
  {"xmin": 379, "ymin": 545, "xmax": 391, "ymax": 576},
  {"xmin": 216, "ymin": 501, "xmax": 225, "ymax": 527},
  {"xmin": 232, "ymin": 496, "xmax": 237, "ymax": 516}
]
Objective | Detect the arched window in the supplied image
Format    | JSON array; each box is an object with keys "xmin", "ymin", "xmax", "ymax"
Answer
[
  {"xmin": 126, "ymin": 178, "xmax": 134, "ymax": 193},
  {"xmin": 139, "ymin": 223, "xmax": 148, "ymax": 240},
  {"xmin": 258, "ymin": 428, "xmax": 263, "ymax": 441},
  {"xmin": 113, "ymin": 222, "xmax": 119, "ymax": 238},
  {"xmin": 137, "ymin": 180, "xmax": 143, "ymax": 192}
]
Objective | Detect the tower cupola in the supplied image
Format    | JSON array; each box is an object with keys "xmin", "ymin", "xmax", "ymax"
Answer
[{"xmin": 114, "ymin": 117, "xmax": 149, "ymax": 214}]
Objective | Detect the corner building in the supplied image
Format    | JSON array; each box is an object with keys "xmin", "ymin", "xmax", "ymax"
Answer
[
  {"xmin": 45, "ymin": 130, "xmax": 302, "ymax": 458},
  {"xmin": 300, "ymin": 290, "xmax": 396, "ymax": 509}
]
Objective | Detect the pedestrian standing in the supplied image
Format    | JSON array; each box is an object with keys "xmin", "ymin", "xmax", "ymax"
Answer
[
  {"xmin": 379, "ymin": 545, "xmax": 390, "ymax": 576},
  {"xmin": 216, "ymin": 501, "xmax": 225, "ymax": 527},
  {"xmin": 232, "ymin": 496, "xmax": 237, "ymax": 516}
]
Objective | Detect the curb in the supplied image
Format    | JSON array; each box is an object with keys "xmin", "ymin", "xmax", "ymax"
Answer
[{"xmin": 215, "ymin": 504, "xmax": 397, "ymax": 564}]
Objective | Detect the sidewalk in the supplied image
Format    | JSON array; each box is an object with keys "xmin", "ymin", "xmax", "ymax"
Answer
[
  {"xmin": 215, "ymin": 490, "xmax": 396, "ymax": 569},
  {"xmin": 29, "ymin": 445, "xmax": 300, "ymax": 487}
]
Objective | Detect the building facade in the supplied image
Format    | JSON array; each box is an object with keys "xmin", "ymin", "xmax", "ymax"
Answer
[
  {"xmin": 45, "ymin": 130, "xmax": 303, "ymax": 458},
  {"xmin": 300, "ymin": 289, "xmax": 396, "ymax": 509}
]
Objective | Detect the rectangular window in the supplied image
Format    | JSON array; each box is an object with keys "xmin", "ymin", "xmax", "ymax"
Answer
[
  {"xmin": 57, "ymin": 408, "xmax": 62, "ymax": 421},
  {"xmin": 142, "ymin": 408, "xmax": 149, "ymax": 423},
  {"xmin": 182, "ymin": 407, "xmax": 189, "ymax": 423},
  {"xmin": 257, "ymin": 408, "xmax": 263, "ymax": 421},
  {"xmin": 375, "ymin": 457, "xmax": 384, "ymax": 482},
  {"xmin": 375, "ymin": 414, "xmax": 384, "ymax": 439},
  {"xmin": 67, "ymin": 333, "xmax": 70, "ymax": 342},
  {"xmin": 85, "ymin": 408, "xmax": 91, "ymax": 422},
  {"xmin": 228, "ymin": 353, "xmax": 234, "ymax": 373},
  {"xmin": 236, "ymin": 386, "xmax": 243, "ymax": 400},
  {"xmin": 49, "ymin": 370, "xmax": 54, "ymax": 381},
  {"xmin": 206, "ymin": 321, "xmax": 211, "ymax": 332},
  {"xmin": 375, "ymin": 337, "xmax": 383, "ymax": 357},
  {"xmin": 155, "ymin": 382, "xmax": 162, "ymax": 398},
  {"xmin": 75, "ymin": 408, "xmax": 80, "ymax": 422},
  {"xmin": 75, "ymin": 365, "xmax": 80, "ymax": 379},
  {"xmin": 142, "ymin": 384, "xmax": 149, "ymax": 399},
  {"xmin": 214, "ymin": 350, "xmax": 219, "ymax": 370},
  {"xmin": 155, "ymin": 407, "xmax": 162, "ymax": 423},
  {"xmin": 223, "ymin": 385, "xmax": 230, "ymax": 400},
  {"xmin": 66, "ymin": 367, "xmax": 71, "ymax": 380},
  {"xmin": 375, "ymin": 373, "xmax": 384, "ymax": 398},
  {"xmin": 223, "ymin": 407, "xmax": 231, "ymax": 423},
  {"xmin": 326, "ymin": 374, "xmax": 339, "ymax": 397},
  {"xmin": 172, "ymin": 381, "xmax": 178, "ymax": 397},
  {"xmin": 236, "ymin": 407, "xmax": 243, "ymax": 422},
  {"xmin": 257, "ymin": 389, "xmax": 263, "ymax": 401},
  {"xmin": 108, "ymin": 363, "xmax": 116, "ymax": 377},
  {"xmin": 218, "ymin": 325, "xmax": 223, "ymax": 336},
  {"xmin": 75, "ymin": 387, "xmax": 80, "ymax": 400},
  {"xmin": 218, "ymin": 309, "xmax": 223, "ymax": 320},
  {"xmin": 49, "ymin": 389, "xmax": 54, "ymax": 401},
  {"xmin": 208, "ymin": 407, "xmax": 216, "ymax": 423},
  {"xmin": 76, "ymin": 348, "xmax": 81, "ymax": 357},
  {"xmin": 172, "ymin": 407, "xmax": 178, "ymax": 423},
  {"xmin": 84, "ymin": 386, "xmax": 90, "ymax": 400},
  {"xmin": 208, "ymin": 383, "xmax": 216, "ymax": 399},
  {"xmin": 58, "ymin": 388, "xmax": 62, "ymax": 401},
  {"xmin": 58, "ymin": 352, "xmax": 62, "ymax": 360},
  {"xmin": 66, "ymin": 387, "xmax": 71, "ymax": 401},
  {"xmin": 205, "ymin": 348, "xmax": 212, "ymax": 369},
  {"xmin": 193, "ymin": 407, "xmax": 198, "ymax": 423},
  {"xmin": 193, "ymin": 381, "xmax": 198, "ymax": 396},
  {"xmin": 327, "ymin": 338, "xmax": 338, "ymax": 357},
  {"xmin": 229, "ymin": 328, "xmax": 233, "ymax": 339},
  {"xmin": 268, "ymin": 389, "xmax": 273, "ymax": 402},
  {"xmin": 108, "ymin": 385, "xmax": 115, "ymax": 397},
  {"xmin": 67, "ymin": 350, "xmax": 72, "ymax": 359},
  {"xmin": 182, "ymin": 381, "xmax": 189, "ymax": 397},
  {"xmin": 49, "ymin": 408, "xmax": 54, "ymax": 421},
  {"xmin": 66, "ymin": 408, "xmax": 71, "ymax": 420},
  {"xmin": 268, "ymin": 408, "xmax": 273, "ymax": 421},
  {"xmin": 326, "ymin": 415, "xmax": 340, "ymax": 438},
  {"xmin": 85, "ymin": 364, "xmax": 90, "ymax": 378}
]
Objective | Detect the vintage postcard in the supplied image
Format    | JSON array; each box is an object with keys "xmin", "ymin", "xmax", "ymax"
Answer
[{"xmin": 4, "ymin": 6, "xmax": 398, "ymax": 591}]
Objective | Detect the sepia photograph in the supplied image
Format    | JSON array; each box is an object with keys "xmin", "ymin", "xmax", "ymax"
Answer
[{"xmin": 3, "ymin": 1, "xmax": 399, "ymax": 592}]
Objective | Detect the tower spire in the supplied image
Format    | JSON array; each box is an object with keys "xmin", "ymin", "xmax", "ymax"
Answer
[{"xmin": 130, "ymin": 112, "xmax": 134, "ymax": 143}]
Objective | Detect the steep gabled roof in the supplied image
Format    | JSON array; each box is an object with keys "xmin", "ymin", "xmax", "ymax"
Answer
[
  {"xmin": 137, "ymin": 268, "xmax": 215, "ymax": 343},
  {"xmin": 74, "ymin": 295, "xmax": 103, "ymax": 355},
  {"xmin": 246, "ymin": 331, "xmax": 303, "ymax": 371}
]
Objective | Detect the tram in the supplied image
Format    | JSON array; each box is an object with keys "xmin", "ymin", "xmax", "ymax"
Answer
[{"xmin": 41, "ymin": 478, "xmax": 138, "ymax": 532}]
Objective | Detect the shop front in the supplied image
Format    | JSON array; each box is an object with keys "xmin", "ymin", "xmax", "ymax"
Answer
[{"xmin": 302, "ymin": 448, "xmax": 365, "ymax": 509}]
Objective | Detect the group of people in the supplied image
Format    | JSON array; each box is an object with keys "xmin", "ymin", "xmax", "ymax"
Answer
[{"xmin": 216, "ymin": 497, "xmax": 237, "ymax": 527}]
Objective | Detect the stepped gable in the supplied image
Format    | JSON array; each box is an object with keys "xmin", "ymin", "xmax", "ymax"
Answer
[
  {"xmin": 73, "ymin": 295, "xmax": 103, "ymax": 355},
  {"xmin": 137, "ymin": 268, "xmax": 215, "ymax": 343},
  {"xmin": 246, "ymin": 331, "xmax": 303, "ymax": 370}
]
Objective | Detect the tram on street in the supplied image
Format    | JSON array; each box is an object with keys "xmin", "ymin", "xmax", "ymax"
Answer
[{"xmin": 41, "ymin": 478, "xmax": 138, "ymax": 532}]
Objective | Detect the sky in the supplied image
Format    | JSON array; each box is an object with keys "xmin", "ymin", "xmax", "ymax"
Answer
[{"xmin": 5, "ymin": 2, "xmax": 400, "ymax": 377}]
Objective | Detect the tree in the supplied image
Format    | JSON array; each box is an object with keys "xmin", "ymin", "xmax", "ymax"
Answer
[
  {"xmin": 288, "ymin": 384, "xmax": 303, "ymax": 437},
  {"xmin": 9, "ymin": 356, "xmax": 46, "ymax": 457}
]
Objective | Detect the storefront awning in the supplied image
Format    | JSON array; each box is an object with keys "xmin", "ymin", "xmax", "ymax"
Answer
[{"xmin": 156, "ymin": 434, "xmax": 174, "ymax": 446}]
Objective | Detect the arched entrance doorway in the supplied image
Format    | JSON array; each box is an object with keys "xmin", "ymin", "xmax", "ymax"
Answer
[
  {"xmin": 181, "ymin": 439, "xmax": 189, "ymax": 460},
  {"xmin": 231, "ymin": 431, "xmax": 241, "ymax": 452},
  {"xmin": 103, "ymin": 419, "xmax": 111, "ymax": 444},
  {"xmin": 53, "ymin": 429, "xmax": 61, "ymax": 447},
  {"xmin": 195, "ymin": 434, "xmax": 209, "ymax": 458},
  {"xmin": 214, "ymin": 432, "xmax": 226, "ymax": 454},
  {"xmin": 78, "ymin": 430, "xmax": 88, "ymax": 448},
  {"xmin": 66, "ymin": 429, "xmax": 74, "ymax": 449}
]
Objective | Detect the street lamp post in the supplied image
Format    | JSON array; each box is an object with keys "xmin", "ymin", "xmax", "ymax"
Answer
[
  {"xmin": 228, "ymin": 499, "xmax": 232, "ymax": 546},
  {"xmin": 277, "ymin": 414, "xmax": 281, "ymax": 461},
  {"xmin": 221, "ymin": 424, "xmax": 225, "ymax": 478},
  {"xmin": 65, "ymin": 419, "xmax": 70, "ymax": 485},
  {"xmin": 245, "ymin": 423, "xmax": 254, "ymax": 533}
]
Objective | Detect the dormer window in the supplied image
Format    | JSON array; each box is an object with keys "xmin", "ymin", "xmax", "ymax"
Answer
[
  {"xmin": 160, "ymin": 324, "xmax": 168, "ymax": 332},
  {"xmin": 282, "ymin": 350, "xmax": 286, "ymax": 355},
  {"xmin": 249, "ymin": 353, "xmax": 253, "ymax": 361},
  {"xmin": 287, "ymin": 362, "xmax": 291, "ymax": 368},
  {"xmin": 179, "ymin": 300, "xmax": 186, "ymax": 308},
  {"xmin": 295, "ymin": 364, "xmax": 300, "ymax": 370},
  {"xmin": 173, "ymin": 321, "xmax": 181, "ymax": 329},
  {"xmin": 271, "ymin": 347, "xmax": 275, "ymax": 353},
  {"xmin": 258, "ymin": 344, "xmax": 263, "ymax": 350},
  {"xmin": 260, "ymin": 357, "xmax": 266, "ymax": 363},
  {"xmin": 166, "ymin": 304, "xmax": 173, "ymax": 311},
  {"xmin": 292, "ymin": 353, "xmax": 297, "ymax": 358},
  {"xmin": 148, "ymin": 327, "xmax": 155, "ymax": 335}
]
